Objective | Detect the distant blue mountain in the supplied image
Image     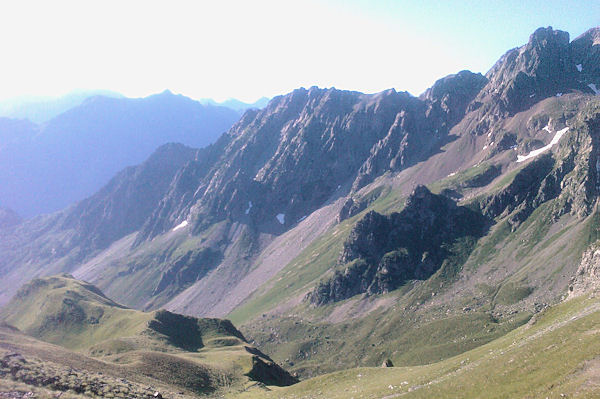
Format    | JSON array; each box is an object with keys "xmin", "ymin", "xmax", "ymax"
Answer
[
  {"xmin": 0, "ymin": 90, "xmax": 124, "ymax": 123},
  {"xmin": 199, "ymin": 97, "xmax": 270, "ymax": 112},
  {"xmin": 0, "ymin": 90, "xmax": 241, "ymax": 217}
]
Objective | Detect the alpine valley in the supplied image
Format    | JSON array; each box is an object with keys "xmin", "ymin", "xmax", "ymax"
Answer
[{"xmin": 2, "ymin": 26, "xmax": 600, "ymax": 398}]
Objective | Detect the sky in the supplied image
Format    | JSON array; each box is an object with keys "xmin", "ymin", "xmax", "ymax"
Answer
[{"xmin": 0, "ymin": 0, "xmax": 598, "ymax": 103}]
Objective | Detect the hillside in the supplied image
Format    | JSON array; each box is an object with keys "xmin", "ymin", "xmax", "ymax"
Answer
[
  {"xmin": 235, "ymin": 293, "xmax": 600, "ymax": 399},
  {"xmin": 0, "ymin": 275, "xmax": 296, "ymax": 397},
  {"xmin": 0, "ymin": 90, "xmax": 240, "ymax": 217},
  {"xmin": 1, "ymin": 25, "xmax": 600, "ymax": 388}
]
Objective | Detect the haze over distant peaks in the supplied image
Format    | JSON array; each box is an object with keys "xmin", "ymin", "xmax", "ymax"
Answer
[
  {"xmin": 0, "ymin": 90, "xmax": 241, "ymax": 217},
  {"xmin": 199, "ymin": 96, "xmax": 270, "ymax": 112},
  {"xmin": 0, "ymin": 90, "xmax": 124, "ymax": 123}
]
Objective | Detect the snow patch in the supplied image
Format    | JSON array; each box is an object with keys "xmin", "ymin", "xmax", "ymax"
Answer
[
  {"xmin": 543, "ymin": 124, "xmax": 552, "ymax": 133},
  {"xmin": 245, "ymin": 201, "xmax": 253, "ymax": 215},
  {"xmin": 172, "ymin": 220, "xmax": 188, "ymax": 231},
  {"xmin": 517, "ymin": 127, "xmax": 569, "ymax": 163},
  {"xmin": 482, "ymin": 145, "xmax": 487, "ymax": 150},
  {"xmin": 276, "ymin": 213, "xmax": 285, "ymax": 224},
  {"xmin": 529, "ymin": 93, "xmax": 535, "ymax": 98},
  {"xmin": 588, "ymin": 83, "xmax": 600, "ymax": 95},
  {"xmin": 448, "ymin": 172, "xmax": 456, "ymax": 177},
  {"xmin": 556, "ymin": 93, "xmax": 563, "ymax": 97},
  {"xmin": 576, "ymin": 64, "xmax": 583, "ymax": 72}
]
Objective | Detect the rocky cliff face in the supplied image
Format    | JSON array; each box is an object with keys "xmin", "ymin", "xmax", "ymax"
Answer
[
  {"xmin": 308, "ymin": 186, "xmax": 489, "ymax": 305},
  {"xmin": 569, "ymin": 243, "xmax": 600, "ymax": 298},
  {"xmin": 465, "ymin": 27, "xmax": 600, "ymax": 138},
  {"xmin": 139, "ymin": 76, "xmax": 488, "ymax": 242},
  {"xmin": 352, "ymin": 71, "xmax": 487, "ymax": 190}
]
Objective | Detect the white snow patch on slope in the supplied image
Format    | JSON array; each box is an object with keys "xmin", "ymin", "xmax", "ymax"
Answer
[
  {"xmin": 576, "ymin": 64, "xmax": 583, "ymax": 72},
  {"xmin": 517, "ymin": 127, "xmax": 569, "ymax": 163},
  {"xmin": 172, "ymin": 220, "xmax": 188, "ymax": 231},
  {"xmin": 543, "ymin": 124, "xmax": 552, "ymax": 133},
  {"xmin": 589, "ymin": 83, "xmax": 600, "ymax": 95},
  {"xmin": 245, "ymin": 201, "xmax": 253, "ymax": 214},
  {"xmin": 276, "ymin": 213, "xmax": 285, "ymax": 224}
]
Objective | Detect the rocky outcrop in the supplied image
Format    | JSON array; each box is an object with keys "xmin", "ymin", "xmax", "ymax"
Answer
[
  {"xmin": 478, "ymin": 153, "xmax": 555, "ymax": 227},
  {"xmin": 478, "ymin": 103, "xmax": 600, "ymax": 228},
  {"xmin": 152, "ymin": 248, "xmax": 222, "ymax": 296},
  {"xmin": 569, "ymin": 243, "xmax": 600, "ymax": 297},
  {"xmin": 308, "ymin": 186, "xmax": 489, "ymax": 305},
  {"xmin": 337, "ymin": 187, "xmax": 384, "ymax": 222}
]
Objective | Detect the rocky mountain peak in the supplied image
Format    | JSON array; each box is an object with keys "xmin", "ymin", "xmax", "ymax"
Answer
[
  {"xmin": 529, "ymin": 26, "xmax": 570, "ymax": 48},
  {"xmin": 470, "ymin": 26, "xmax": 575, "ymax": 118},
  {"xmin": 571, "ymin": 27, "xmax": 600, "ymax": 81},
  {"xmin": 574, "ymin": 26, "xmax": 600, "ymax": 45},
  {"xmin": 421, "ymin": 70, "xmax": 487, "ymax": 102}
]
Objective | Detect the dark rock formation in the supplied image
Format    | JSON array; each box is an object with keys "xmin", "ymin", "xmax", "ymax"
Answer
[
  {"xmin": 308, "ymin": 186, "xmax": 489, "ymax": 305},
  {"xmin": 152, "ymin": 248, "xmax": 222, "ymax": 296},
  {"xmin": 479, "ymin": 153, "xmax": 556, "ymax": 227},
  {"xmin": 478, "ymin": 105, "xmax": 600, "ymax": 227}
]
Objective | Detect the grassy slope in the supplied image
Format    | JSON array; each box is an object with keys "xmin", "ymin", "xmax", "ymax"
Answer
[
  {"xmin": 229, "ymin": 186, "xmax": 405, "ymax": 326},
  {"xmin": 234, "ymin": 294, "xmax": 600, "ymax": 399},
  {"xmin": 0, "ymin": 275, "xmax": 295, "ymax": 397}
]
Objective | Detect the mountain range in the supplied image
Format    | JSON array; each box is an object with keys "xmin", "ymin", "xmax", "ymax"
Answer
[
  {"xmin": 0, "ymin": 91, "xmax": 242, "ymax": 217},
  {"xmin": 0, "ymin": 90, "xmax": 124, "ymax": 123},
  {"xmin": 2, "ymin": 26, "xmax": 600, "ymax": 397},
  {"xmin": 198, "ymin": 97, "xmax": 271, "ymax": 112}
]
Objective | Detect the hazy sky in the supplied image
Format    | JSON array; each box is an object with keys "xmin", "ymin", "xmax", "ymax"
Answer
[{"xmin": 1, "ymin": 0, "xmax": 598, "ymax": 102}]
